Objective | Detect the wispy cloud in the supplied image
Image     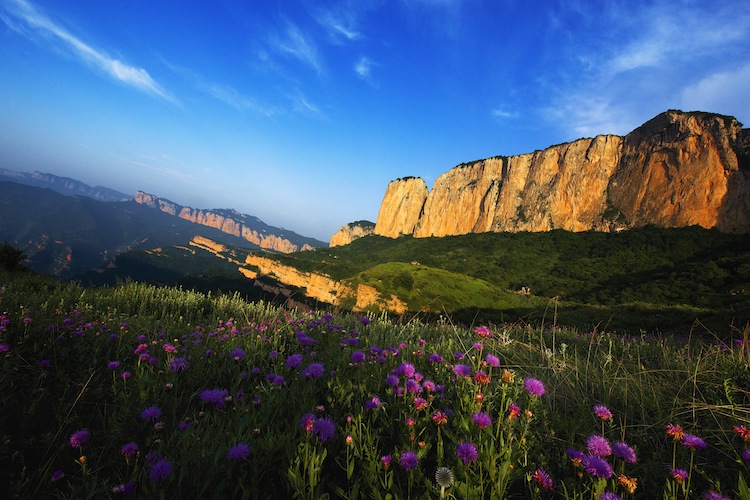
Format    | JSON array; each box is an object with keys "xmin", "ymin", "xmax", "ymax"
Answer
[
  {"xmin": 354, "ymin": 56, "xmax": 379, "ymax": 87},
  {"xmin": 0, "ymin": 0, "xmax": 175, "ymax": 103},
  {"xmin": 162, "ymin": 60, "xmax": 278, "ymax": 117},
  {"xmin": 680, "ymin": 62, "xmax": 750, "ymax": 120},
  {"xmin": 270, "ymin": 21, "xmax": 323, "ymax": 75},
  {"xmin": 543, "ymin": 0, "xmax": 750, "ymax": 137},
  {"xmin": 315, "ymin": 7, "xmax": 361, "ymax": 42},
  {"xmin": 491, "ymin": 108, "xmax": 519, "ymax": 121},
  {"xmin": 287, "ymin": 87, "xmax": 324, "ymax": 118}
]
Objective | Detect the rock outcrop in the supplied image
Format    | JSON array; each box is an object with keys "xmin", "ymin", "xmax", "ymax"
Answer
[
  {"xmin": 134, "ymin": 192, "xmax": 326, "ymax": 253},
  {"xmin": 243, "ymin": 254, "xmax": 407, "ymax": 314},
  {"xmin": 374, "ymin": 111, "xmax": 750, "ymax": 237},
  {"xmin": 373, "ymin": 177, "xmax": 429, "ymax": 238},
  {"xmin": 329, "ymin": 220, "xmax": 375, "ymax": 247}
]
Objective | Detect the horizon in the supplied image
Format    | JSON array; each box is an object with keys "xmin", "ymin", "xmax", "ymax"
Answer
[{"xmin": 1, "ymin": 0, "xmax": 749, "ymax": 241}]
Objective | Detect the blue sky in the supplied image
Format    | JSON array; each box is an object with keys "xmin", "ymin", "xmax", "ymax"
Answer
[{"xmin": 1, "ymin": 0, "xmax": 749, "ymax": 242}]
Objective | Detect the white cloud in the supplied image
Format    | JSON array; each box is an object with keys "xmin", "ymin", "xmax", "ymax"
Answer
[
  {"xmin": 680, "ymin": 62, "xmax": 750, "ymax": 122},
  {"xmin": 0, "ymin": 0, "xmax": 175, "ymax": 103},
  {"xmin": 315, "ymin": 8, "xmax": 361, "ymax": 42},
  {"xmin": 270, "ymin": 21, "xmax": 323, "ymax": 75},
  {"xmin": 354, "ymin": 56, "xmax": 379, "ymax": 86},
  {"xmin": 491, "ymin": 108, "xmax": 519, "ymax": 120}
]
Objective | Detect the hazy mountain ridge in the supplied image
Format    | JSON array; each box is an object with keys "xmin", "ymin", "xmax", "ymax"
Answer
[
  {"xmin": 0, "ymin": 181, "xmax": 265, "ymax": 278},
  {"xmin": 134, "ymin": 191, "xmax": 326, "ymax": 253},
  {"xmin": 373, "ymin": 110, "xmax": 750, "ymax": 239},
  {"xmin": 0, "ymin": 168, "xmax": 131, "ymax": 202}
]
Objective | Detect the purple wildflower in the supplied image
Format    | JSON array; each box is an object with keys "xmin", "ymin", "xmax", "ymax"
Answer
[
  {"xmin": 742, "ymin": 448, "xmax": 750, "ymax": 464},
  {"xmin": 140, "ymin": 406, "xmax": 162, "ymax": 422},
  {"xmin": 107, "ymin": 360, "xmax": 121, "ymax": 370},
  {"xmin": 456, "ymin": 441, "xmax": 479, "ymax": 464},
  {"xmin": 0, "ymin": 344, "xmax": 10, "ymax": 353},
  {"xmin": 523, "ymin": 378, "xmax": 546, "ymax": 397},
  {"xmin": 365, "ymin": 395, "xmax": 381, "ymax": 410},
  {"xmin": 360, "ymin": 316, "xmax": 370, "ymax": 326},
  {"xmin": 312, "ymin": 417, "xmax": 336, "ymax": 443},
  {"xmin": 485, "ymin": 354, "xmax": 500, "ymax": 367},
  {"xmin": 453, "ymin": 364, "xmax": 471, "ymax": 377},
  {"xmin": 703, "ymin": 492, "xmax": 731, "ymax": 500},
  {"xmin": 681, "ymin": 434, "xmax": 708, "ymax": 451},
  {"xmin": 121, "ymin": 371, "xmax": 131, "ymax": 380},
  {"xmin": 351, "ymin": 351, "xmax": 366, "ymax": 363},
  {"xmin": 299, "ymin": 413, "xmax": 316, "ymax": 433},
  {"xmin": 670, "ymin": 468, "xmax": 688, "ymax": 483},
  {"xmin": 200, "ymin": 388, "xmax": 229, "ymax": 407},
  {"xmin": 381, "ymin": 454, "xmax": 392, "ymax": 469},
  {"xmin": 397, "ymin": 362, "xmax": 416, "ymax": 378},
  {"xmin": 472, "ymin": 412, "xmax": 493, "ymax": 429},
  {"xmin": 612, "ymin": 442, "xmax": 637, "ymax": 463},
  {"xmin": 385, "ymin": 374, "xmax": 399, "ymax": 387},
  {"xmin": 586, "ymin": 435, "xmax": 612, "ymax": 457},
  {"xmin": 120, "ymin": 442, "xmax": 139, "ymax": 457},
  {"xmin": 112, "ymin": 482, "xmax": 136, "ymax": 496},
  {"xmin": 149, "ymin": 458, "xmax": 172, "ymax": 482},
  {"xmin": 582, "ymin": 455, "xmax": 613, "ymax": 479},
  {"xmin": 228, "ymin": 443, "xmax": 250, "ymax": 461},
  {"xmin": 302, "ymin": 363, "xmax": 325, "ymax": 379},
  {"xmin": 428, "ymin": 352, "xmax": 444, "ymax": 363},
  {"xmin": 600, "ymin": 493, "xmax": 622, "ymax": 500},
  {"xmin": 532, "ymin": 468, "xmax": 554, "ymax": 490},
  {"xmin": 566, "ymin": 448, "xmax": 585, "ymax": 464},
  {"xmin": 51, "ymin": 469, "xmax": 64, "ymax": 482},
  {"xmin": 69, "ymin": 429, "xmax": 90, "ymax": 448},
  {"xmin": 230, "ymin": 348, "xmax": 246, "ymax": 361},
  {"xmin": 400, "ymin": 450, "xmax": 419, "ymax": 471},
  {"xmin": 592, "ymin": 404, "xmax": 613, "ymax": 421},
  {"xmin": 168, "ymin": 357, "xmax": 188, "ymax": 372}
]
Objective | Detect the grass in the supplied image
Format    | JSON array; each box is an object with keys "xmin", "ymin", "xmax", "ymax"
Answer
[{"xmin": 0, "ymin": 270, "xmax": 748, "ymax": 499}]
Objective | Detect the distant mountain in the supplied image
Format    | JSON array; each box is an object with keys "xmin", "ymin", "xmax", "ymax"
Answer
[
  {"xmin": 0, "ymin": 181, "xmax": 266, "ymax": 278},
  {"xmin": 0, "ymin": 168, "xmax": 131, "ymax": 202},
  {"xmin": 134, "ymin": 191, "xmax": 327, "ymax": 253}
]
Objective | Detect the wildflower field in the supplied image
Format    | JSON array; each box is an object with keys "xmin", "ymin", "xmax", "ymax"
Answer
[{"xmin": 1, "ymin": 271, "xmax": 748, "ymax": 499}]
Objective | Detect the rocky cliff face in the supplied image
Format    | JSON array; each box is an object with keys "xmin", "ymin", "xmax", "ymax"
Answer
[
  {"xmin": 373, "ymin": 177, "xmax": 429, "ymax": 238},
  {"xmin": 375, "ymin": 111, "xmax": 750, "ymax": 237},
  {"xmin": 329, "ymin": 220, "xmax": 375, "ymax": 247},
  {"xmin": 243, "ymin": 254, "xmax": 407, "ymax": 314},
  {"xmin": 135, "ymin": 192, "xmax": 325, "ymax": 253}
]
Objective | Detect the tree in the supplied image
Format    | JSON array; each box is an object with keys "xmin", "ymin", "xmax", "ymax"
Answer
[{"xmin": 0, "ymin": 242, "xmax": 26, "ymax": 272}]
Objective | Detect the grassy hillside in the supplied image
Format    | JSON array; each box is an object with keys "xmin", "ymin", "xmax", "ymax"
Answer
[
  {"xmin": 265, "ymin": 226, "xmax": 750, "ymax": 333},
  {"xmin": 0, "ymin": 270, "xmax": 748, "ymax": 498}
]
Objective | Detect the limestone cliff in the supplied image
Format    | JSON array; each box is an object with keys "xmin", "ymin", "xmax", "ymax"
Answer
[
  {"xmin": 373, "ymin": 177, "xmax": 429, "ymax": 238},
  {"xmin": 329, "ymin": 220, "xmax": 375, "ymax": 247},
  {"xmin": 243, "ymin": 254, "xmax": 407, "ymax": 314},
  {"xmin": 134, "ymin": 192, "xmax": 326, "ymax": 253},
  {"xmin": 375, "ymin": 110, "xmax": 750, "ymax": 237}
]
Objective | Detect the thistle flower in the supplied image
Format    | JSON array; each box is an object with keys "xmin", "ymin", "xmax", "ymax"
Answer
[
  {"xmin": 474, "ymin": 325, "xmax": 492, "ymax": 337},
  {"xmin": 69, "ymin": 429, "xmax": 90, "ymax": 448},
  {"xmin": 508, "ymin": 402, "xmax": 521, "ymax": 420},
  {"xmin": 681, "ymin": 433, "xmax": 707, "ymax": 451},
  {"xmin": 413, "ymin": 397, "xmax": 429, "ymax": 411},
  {"xmin": 284, "ymin": 353, "xmax": 303, "ymax": 368},
  {"xmin": 599, "ymin": 493, "xmax": 622, "ymax": 500},
  {"xmin": 532, "ymin": 468, "xmax": 554, "ymax": 490},
  {"xmin": 312, "ymin": 417, "xmax": 336, "ymax": 443},
  {"xmin": 703, "ymin": 491, "xmax": 731, "ymax": 500},
  {"xmin": 120, "ymin": 442, "xmax": 139, "ymax": 457},
  {"xmin": 435, "ymin": 466, "xmax": 454, "ymax": 488},
  {"xmin": 453, "ymin": 364, "xmax": 471, "ymax": 377},
  {"xmin": 473, "ymin": 370, "xmax": 489, "ymax": 384},
  {"xmin": 149, "ymin": 458, "xmax": 172, "ymax": 482},
  {"xmin": 612, "ymin": 442, "xmax": 637, "ymax": 463},
  {"xmin": 733, "ymin": 425, "xmax": 750, "ymax": 442},
  {"xmin": 230, "ymin": 348, "xmax": 246, "ymax": 361},
  {"xmin": 428, "ymin": 353, "xmax": 444, "ymax": 363},
  {"xmin": 485, "ymin": 354, "xmax": 500, "ymax": 367},
  {"xmin": 302, "ymin": 363, "xmax": 325, "ymax": 379},
  {"xmin": 227, "ymin": 443, "xmax": 250, "ymax": 461},
  {"xmin": 670, "ymin": 468, "xmax": 688, "ymax": 484},
  {"xmin": 299, "ymin": 413, "xmax": 316, "ymax": 433},
  {"xmin": 364, "ymin": 395, "xmax": 381, "ymax": 411},
  {"xmin": 523, "ymin": 378, "xmax": 546, "ymax": 397},
  {"xmin": 455, "ymin": 441, "xmax": 479, "ymax": 464},
  {"xmin": 107, "ymin": 360, "xmax": 121, "ymax": 370},
  {"xmin": 200, "ymin": 388, "xmax": 229, "ymax": 407},
  {"xmin": 140, "ymin": 406, "xmax": 162, "ymax": 422},
  {"xmin": 582, "ymin": 455, "xmax": 613, "ymax": 479},
  {"xmin": 742, "ymin": 448, "xmax": 750, "ymax": 464},
  {"xmin": 586, "ymin": 435, "xmax": 612, "ymax": 457},
  {"xmin": 592, "ymin": 404, "xmax": 613, "ymax": 421},
  {"xmin": 400, "ymin": 450, "xmax": 418, "ymax": 471},
  {"xmin": 431, "ymin": 410, "xmax": 448, "ymax": 425},
  {"xmin": 381, "ymin": 455, "xmax": 392, "ymax": 469},
  {"xmin": 665, "ymin": 423, "xmax": 684, "ymax": 441},
  {"xmin": 566, "ymin": 448, "xmax": 585, "ymax": 467},
  {"xmin": 51, "ymin": 469, "xmax": 64, "ymax": 482},
  {"xmin": 501, "ymin": 369, "xmax": 515, "ymax": 384},
  {"xmin": 351, "ymin": 351, "xmax": 366, "ymax": 363},
  {"xmin": 472, "ymin": 412, "xmax": 492, "ymax": 429},
  {"xmin": 168, "ymin": 357, "xmax": 187, "ymax": 372}
]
